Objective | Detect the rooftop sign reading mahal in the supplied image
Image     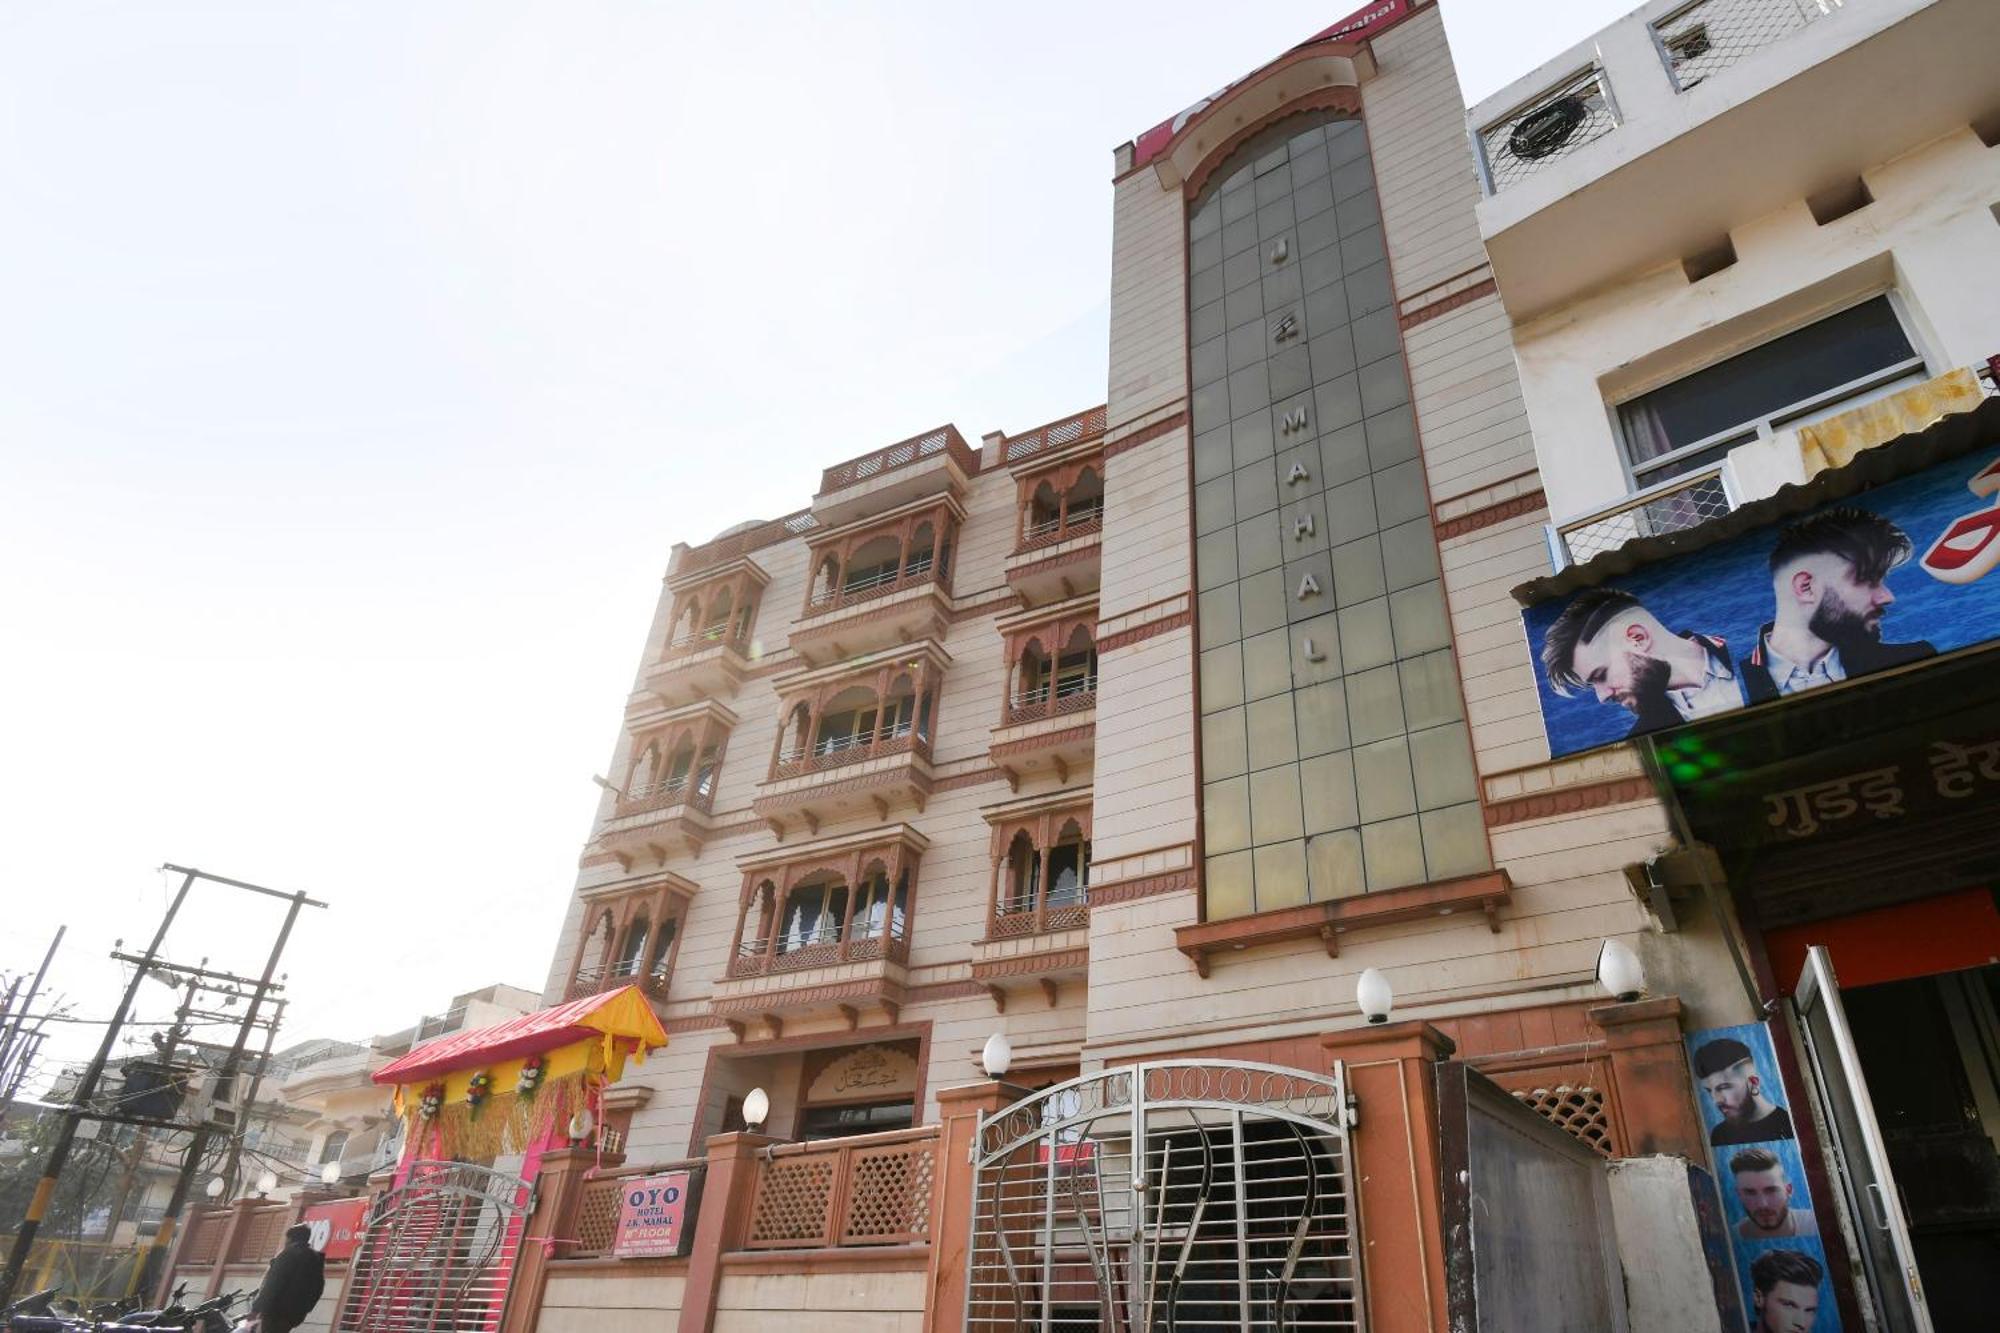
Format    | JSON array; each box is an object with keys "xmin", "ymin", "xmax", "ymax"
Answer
[{"xmin": 1522, "ymin": 446, "xmax": 2000, "ymax": 760}]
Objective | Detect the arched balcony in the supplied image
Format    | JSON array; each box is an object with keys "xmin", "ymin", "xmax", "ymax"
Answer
[
  {"xmin": 755, "ymin": 642, "xmax": 948, "ymax": 836},
  {"xmin": 711, "ymin": 827, "xmax": 929, "ymax": 1035},
  {"xmin": 593, "ymin": 699, "xmax": 736, "ymax": 868},
  {"xmin": 990, "ymin": 599, "xmax": 1097, "ymax": 789},
  {"xmin": 1006, "ymin": 624, "xmax": 1099, "ymax": 726},
  {"xmin": 640, "ymin": 559, "xmax": 769, "ymax": 707},
  {"xmin": 564, "ymin": 875, "xmax": 695, "ymax": 1003},
  {"xmin": 989, "ymin": 812, "xmax": 1091, "ymax": 938},
  {"xmin": 789, "ymin": 498, "xmax": 962, "ymax": 665},
  {"xmin": 1001, "ymin": 407, "xmax": 1106, "ymax": 607}
]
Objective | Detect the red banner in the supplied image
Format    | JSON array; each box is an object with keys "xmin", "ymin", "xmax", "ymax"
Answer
[
  {"xmin": 300, "ymin": 1197, "xmax": 370, "ymax": 1262},
  {"xmin": 1130, "ymin": 1, "xmax": 1411, "ymax": 170}
]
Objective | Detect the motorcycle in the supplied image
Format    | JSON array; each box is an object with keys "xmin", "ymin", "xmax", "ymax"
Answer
[{"xmin": 6, "ymin": 1285, "xmax": 242, "ymax": 1333}]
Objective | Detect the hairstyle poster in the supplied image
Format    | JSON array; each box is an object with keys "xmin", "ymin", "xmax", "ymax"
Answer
[
  {"xmin": 1523, "ymin": 444, "xmax": 2000, "ymax": 759},
  {"xmin": 1687, "ymin": 1022, "xmax": 1842, "ymax": 1333}
]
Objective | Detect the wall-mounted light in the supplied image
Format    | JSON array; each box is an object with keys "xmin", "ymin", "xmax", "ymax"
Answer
[
  {"xmin": 743, "ymin": 1087, "xmax": 770, "ymax": 1131},
  {"xmin": 982, "ymin": 1032, "xmax": 1013, "ymax": 1079},
  {"xmin": 320, "ymin": 1160, "xmax": 341, "ymax": 1187},
  {"xmin": 255, "ymin": 1170, "xmax": 279, "ymax": 1198},
  {"xmin": 1597, "ymin": 938, "xmax": 1646, "ymax": 1003},
  {"xmin": 567, "ymin": 1107, "xmax": 596, "ymax": 1142},
  {"xmin": 205, "ymin": 1176, "xmax": 226, "ymax": 1200},
  {"xmin": 1356, "ymin": 968, "xmax": 1393, "ymax": 1025}
]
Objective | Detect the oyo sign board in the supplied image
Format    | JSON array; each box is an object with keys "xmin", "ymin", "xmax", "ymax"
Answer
[
  {"xmin": 299, "ymin": 1197, "xmax": 370, "ymax": 1261},
  {"xmin": 612, "ymin": 1169, "xmax": 700, "ymax": 1259}
]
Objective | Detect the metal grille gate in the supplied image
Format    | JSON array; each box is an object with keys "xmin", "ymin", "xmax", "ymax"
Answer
[
  {"xmin": 968, "ymin": 1060, "xmax": 1363, "ymax": 1331},
  {"xmin": 335, "ymin": 1161, "xmax": 534, "ymax": 1333}
]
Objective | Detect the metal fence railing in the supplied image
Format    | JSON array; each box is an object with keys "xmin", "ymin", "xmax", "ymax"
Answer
[
  {"xmin": 1652, "ymin": 0, "xmax": 1843, "ymax": 91},
  {"xmin": 1550, "ymin": 464, "xmax": 1736, "ymax": 568},
  {"xmin": 1475, "ymin": 65, "xmax": 1619, "ymax": 194}
]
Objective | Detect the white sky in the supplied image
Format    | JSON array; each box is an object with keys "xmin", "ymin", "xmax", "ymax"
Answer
[{"xmin": 0, "ymin": 1, "xmax": 1637, "ymax": 1090}]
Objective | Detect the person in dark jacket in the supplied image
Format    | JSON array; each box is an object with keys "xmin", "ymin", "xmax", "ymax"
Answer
[
  {"xmin": 1742, "ymin": 505, "xmax": 1935, "ymax": 702},
  {"xmin": 250, "ymin": 1224, "xmax": 326, "ymax": 1333}
]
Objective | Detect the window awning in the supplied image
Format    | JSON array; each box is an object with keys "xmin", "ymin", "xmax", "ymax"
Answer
[{"xmin": 373, "ymin": 985, "xmax": 667, "ymax": 1087}]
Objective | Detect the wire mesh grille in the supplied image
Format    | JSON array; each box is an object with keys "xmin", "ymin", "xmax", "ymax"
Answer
[
  {"xmin": 1653, "ymin": 0, "xmax": 1843, "ymax": 91},
  {"xmin": 970, "ymin": 1061, "xmax": 1361, "ymax": 1331},
  {"xmin": 1478, "ymin": 67, "xmax": 1618, "ymax": 194},
  {"xmin": 334, "ymin": 1161, "xmax": 532, "ymax": 1333},
  {"xmin": 1558, "ymin": 468, "xmax": 1733, "ymax": 565},
  {"xmin": 1510, "ymin": 1084, "xmax": 1616, "ymax": 1157}
]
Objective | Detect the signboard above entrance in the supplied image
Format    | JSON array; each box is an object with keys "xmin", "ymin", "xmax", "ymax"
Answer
[{"xmin": 1521, "ymin": 432, "xmax": 2000, "ymax": 760}]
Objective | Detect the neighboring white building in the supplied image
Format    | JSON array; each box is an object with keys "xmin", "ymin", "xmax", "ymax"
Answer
[{"xmin": 1467, "ymin": 0, "xmax": 2000, "ymax": 565}]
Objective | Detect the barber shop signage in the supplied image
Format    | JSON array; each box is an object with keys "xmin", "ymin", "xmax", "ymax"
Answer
[
  {"xmin": 612, "ymin": 1169, "xmax": 699, "ymax": 1259},
  {"xmin": 1524, "ymin": 447, "xmax": 2000, "ymax": 759}
]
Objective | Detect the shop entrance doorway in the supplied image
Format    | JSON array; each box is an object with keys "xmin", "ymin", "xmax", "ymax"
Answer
[{"xmin": 1792, "ymin": 947, "xmax": 2000, "ymax": 1332}]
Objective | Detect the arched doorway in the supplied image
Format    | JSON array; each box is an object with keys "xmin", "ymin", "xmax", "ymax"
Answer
[{"xmin": 968, "ymin": 1060, "xmax": 1362, "ymax": 1330}]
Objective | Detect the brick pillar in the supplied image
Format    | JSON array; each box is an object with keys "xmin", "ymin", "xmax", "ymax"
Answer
[
  {"xmin": 675, "ymin": 1131, "xmax": 781, "ymax": 1333},
  {"xmin": 1322, "ymin": 1021, "xmax": 1455, "ymax": 1333},
  {"xmin": 498, "ymin": 1146, "xmax": 622, "ymax": 1333},
  {"xmin": 924, "ymin": 1081, "xmax": 1027, "ymax": 1333},
  {"xmin": 201, "ymin": 1195, "xmax": 267, "ymax": 1299},
  {"xmin": 1588, "ymin": 995, "xmax": 1704, "ymax": 1158}
]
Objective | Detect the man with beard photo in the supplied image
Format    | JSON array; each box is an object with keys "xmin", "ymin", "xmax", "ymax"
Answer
[
  {"xmin": 1541, "ymin": 586, "xmax": 1744, "ymax": 738},
  {"xmin": 1694, "ymin": 1036, "xmax": 1795, "ymax": 1145},
  {"xmin": 1729, "ymin": 1147, "xmax": 1818, "ymax": 1239},
  {"xmin": 1743, "ymin": 506, "xmax": 1935, "ymax": 701}
]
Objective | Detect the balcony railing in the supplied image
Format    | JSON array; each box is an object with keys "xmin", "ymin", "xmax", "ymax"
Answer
[
  {"xmin": 772, "ymin": 722, "xmax": 926, "ymax": 780},
  {"xmin": 570, "ymin": 1159, "xmax": 707, "ymax": 1258},
  {"xmin": 1005, "ymin": 676, "xmax": 1098, "ymax": 726},
  {"xmin": 414, "ymin": 1007, "xmax": 466, "ymax": 1043},
  {"xmin": 1550, "ymin": 465, "xmax": 1736, "ymax": 568},
  {"xmin": 802, "ymin": 559, "xmax": 942, "ymax": 618},
  {"xmin": 678, "ymin": 509, "xmax": 818, "ymax": 579},
  {"xmin": 745, "ymin": 1126, "xmax": 939, "ymax": 1249},
  {"xmin": 566, "ymin": 957, "xmax": 670, "ymax": 1002},
  {"xmin": 614, "ymin": 774, "xmax": 717, "ymax": 818},
  {"xmin": 819, "ymin": 426, "xmax": 975, "ymax": 495},
  {"xmin": 1002, "ymin": 405, "xmax": 1107, "ymax": 465},
  {"xmin": 729, "ymin": 912, "xmax": 910, "ymax": 979},
  {"xmin": 989, "ymin": 892, "xmax": 1089, "ymax": 939},
  {"xmin": 664, "ymin": 622, "xmax": 750, "ymax": 660},
  {"xmin": 1475, "ymin": 65, "xmax": 1619, "ymax": 196},
  {"xmin": 1652, "ymin": 0, "xmax": 1843, "ymax": 92},
  {"xmin": 1017, "ymin": 502, "xmax": 1105, "ymax": 555}
]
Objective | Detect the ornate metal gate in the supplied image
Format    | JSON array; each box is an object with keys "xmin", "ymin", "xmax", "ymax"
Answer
[
  {"xmin": 335, "ymin": 1161, "xmax": 534, "ymax": 1333},
  {"xmin": 968, "ymin": 1060, "xmax": 1363, "ymax": 1331}
]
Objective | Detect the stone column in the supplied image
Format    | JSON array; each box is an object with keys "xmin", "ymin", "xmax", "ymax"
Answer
[
  {"xmin": 1322, "ymin": 1021, "xmax": 1456, "ymax": 1333},
  {"xmin": 924, "ymin": 1081, "xmax": 1027, "ymax": 1333},
  {"xmin": 675, "ymin": 1130, "xmax": 782, "ymax": 1333},
  {"xmin": 497, "ymin": 1146, "xmax": 619, "ymax": 1333},
  {"xmin": 1588, "ymin": 995, "xmax": 1704, "ymax": 1158}
]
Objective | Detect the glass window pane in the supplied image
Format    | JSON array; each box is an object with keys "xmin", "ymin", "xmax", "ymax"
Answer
[
  {"xmin": 1338, "ymin": 597, "xmax": 1394, "ymax": 673},
  {"xmin": 1390, "ymin": 580, "xmax": 1451, "ymax": 657},
  {"xmin": 1297, "ymin": 206, "xmax": 1339, "ymax": 257},
  {"xmin": 1328, "ymin": 121, "xmax": 1369, "ymax": 166},
  {"xmin": 1254, "ymin": 839, "xmax": 1309, "ymax": 909},
  {"xmin": 1300, "ymin": 750, "xmax": 1358, "ymax": 834},
  {"xmin": 1363, "ymin": 816, "xmax": 1426, "ymax": 891},
  {"xmin": 1268, "ymin": 341, "xmax": 1312, "ymax": 402},
  {"xmin": 1191, "ymin": 266, "xmax": 1225, "ymax": 310},
  {"xmin": 1284, "ymin": 552, "xmax": 1334, "ymax": 624},
  {"xmin": 1192, "ymin": 298, "xmax": 1225, "ymax": 346},
  {"xmin": 1281, "ymin": 493, "xmax": 1329, "ymax": 557},
  {"xmin": 1294, "ymin": 679, "xmax": 1351, "ymax": 757},
  {"xmin": 1258, "ymin": 198, "xmax": 1296, "ymax": 241},
  {"xmin": 1246, "ymin": 693, "xmax": 1299, "ymax": 769},
  {"xmin": 1294, "ymin": 173, "xmax": 1333, "ymax": 222},
  {"xmin": 1205, "ymin": 850, "xmax": 1254, "ymax": 919},
  {"xmin": 1372, "ymin": 459, "xmax": 1427, "ymax": 527},
  {"xmin": 1325, "ymin": 477, "xmax": 1378, "ymax": 542},
  {"xmin": 1354, "ymin": 737, "xmax": 1416, "ymax": 822},
  {"xmin": 1358, "ymin": 356, "xmax": 1410, "ymax": 417},
  {"xmin": 1223, "ymin": 213, "xmax": 1258, "ymax": 258},
  {"xmin": 1331, "ymin": 534, "xmax": 1386, "ymax": 607},
  {"xmin": 1191, "ymin": 229, "xmax": 1223, "ymax": 274},
  {"xmin": 1230, "ymin": 407, "xmax": 1274, "ymax": 465},
  {"xmin": 1237, "ymin": 567, "xmax": 1288, "ymax": 639},
  {"xmin": 1351, "ymin": 307, "xmax": 1401, "ymax": 370},
  {"xmin": 1345, "ymin": 665, "xmax": 1407, "ymax": 745},
  {"xmin": 1304, "ymin": 282, "xmax": 1348, "ymax": 339},
  {"xmin": 1421, "ymin": 803, "xmax": 1492, "ymax": 881},
  {"xmin": 1201, "ymin": 707, "xmax": 1248, "ymax": 781},
  {"xmin": 1199, "ymin": 643, "xmax": 1243, "ymax": 714},
  {"xmin": 1315, "ymin": 373, "xmax": 1364, "ymax": 434},
  {"xmin": 1249, "ymin": 766, "xmax": 1304, "ymax": 845},
  {"xmin": 1224, "ymin": 245, "xmax": 1263, "ymax": 294},
  {"xmin": 1237, "ymin": 513, "xmax": 1282, "ymax": 577},
  {"xmin": 1310, "ymin": 326, "xmax": 1357, "ymax": 385},
  {"xmin": 1193, "ymin": 381, "xmax": 1229, "ymax": 435},
  {"xmin": 1194, "ymin": 426, "xmax": 1233, "ymax": 484},
  {"xmin": 1345, "ymin": 260, "xmax": 1393, "ymax": 320},
  {"xmin": 1241, "ymin": 627, "xmax": 1292, "ymax": 702},
  {"xmin": 1336, "ymin": 189, "xmax": 1379, "ymax": 239},
  {"xmin": 1307, "ymin": 829, "xmax": 1365, "ymax": 901},
  {"xmin": 1410, "ymin": 722, "xmax": 1478, "ymax": 810},
  {"xmin": 1204, "ymin": 778, "xmax": 1250, "ymax": 854},
  {"xmin": 1379, "ymin": 516, "xmax": 1441, "ymax": 592},
  {"xmin": 1234, "ymin": 457, "xmax": 1278, "ymax": 519},
  {"xmin": 1196, "ymin": 530, "xmax": 1238, "ymax": 590},
  {"xmin": 1198, "ymin": 584, "xmax": 1241, "ymax": 648},
  {"xmin": 1319, "ymin": 422, "xmax": 1370, "ymax": 488},
  {"xmin": 1399, "ymin": 650, "xmax": 1465, "ymax": 729},
  {"xmin": 1192, "ymin": 335, "xmax": 1227, "ymax": 389},
  {"xmin": 1291, "ymin": 611, "xmax": 1344, "ymax": 686},
  {"xmin": 1195, "ymin": 476, "xmax": 1236, "ymax": 535},
  {"xmin": 1341, "ymin": 223, "xmax": 1386, "ymax": 272},
  {"xmin": 1227, "ymin": 319, "xmax": 1265, "ymax": 374}
]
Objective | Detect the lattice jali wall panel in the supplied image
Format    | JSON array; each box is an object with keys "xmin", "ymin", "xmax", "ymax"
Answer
[
  {"xmin": 840, "ymin": 1140, "xmax": 936, "ymax": 1244},
  {"xmin": 1511, "ymin": 1084, "xmax": 1616, "ymax": 1157},
  {"xmin": 746, "ymin": 1154, "xmax": 837, "ymax": 1247},
  {"xmin": 571, "ymin": 1176, "xmax": 626, "ymax": 1257}
]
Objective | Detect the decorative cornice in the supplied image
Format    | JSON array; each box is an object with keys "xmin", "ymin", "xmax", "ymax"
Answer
[
  {"xmin": 950, "ymin": 593, "xmax": 1025, "ymax": 624},
  {"xmin": 1003, "ymin": 545, "xmax": 1099, "ymax": 583},
  {"xmin": 787, "ymin": 593, "xmax": 949, "ymax": 650},
  {"xmin": 663, "ymin": 1014, "xmax": 726, "ymax": 1034},
  {"xmin": 1089, "ymin": 868, "xmax": 1197, "ymax": 906},
  {"xmin": 931, "ymin": 766, "xmax": 1010, "ymax": 795},
  {"xmin": 1398, "ymin": 277, "xmax": 1499, "ymax": 331},
  {"xmin": 1181, "ymin": 87, "xmax": 1364, "ymax": 200},
  {"xmin": 903, "ymin": 979, "xmax": 992, "ymax": 1005},
  {"xmin": 1483, "ymin": 776, "xmax": 1657, "ymax": 827},
  {"xmin": 989, "ymin": 723, "xmax": 1096, "ymax": 761},
  {"xmin": 1103, "ymin": 410, "xmax": 1188, "ymax": 460},
  {"xmin": 1434, "ymin": 488, "xmax": 1548, "ymax": 542},
  {"xmin": 969, "ymin": 947, "xmax": 1090, "ymax": 981},
  {"xmin": 1098, "ymin": 610, "xmax": 1191, "ymax": 654},
  {"xmin": 710, "ymin": 975, "xmax": 903, "ymax": 1017}
]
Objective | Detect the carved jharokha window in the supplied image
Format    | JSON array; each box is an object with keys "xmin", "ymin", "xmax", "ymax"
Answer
[
  {"xmin": 987, "ymin": 807, "xmax": 1092, "ymax": 937},
  {"xmin": 1003, "ymin": 613, "xmax": 1099, "ymax": 725},
  {"xmin": 731, "ymin": 841, "xmax": 919, "ymax": 977},
  {"xmin": 1015, "ymin": 460, "xmax": 1103, "ymax": 553},
  {"xmin": 803, "ymin": 502, "xmax": 958, "ymax": 617},
  {"xmin": 623, "ymin": 713, "xmax": 727, "ymax": 813},
  {"xmin": 663, "ymin": 568, "xmax": 760, "ymax": 657},
  {"xmin": 770, "ymin": 658, "xmax": 942, "ymax": 779},
  {"xmin": 568, "ymin": 883, "xmax": 687, "ymax": 1001}
]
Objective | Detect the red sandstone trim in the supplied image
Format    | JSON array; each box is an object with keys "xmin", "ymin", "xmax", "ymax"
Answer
[
  {"xmin": 1182, "ymin": 87, "xmax": 1365, "ymax": 200},
  {"xmin": 1397, "ymin": 277, "xmax": 1499, "ymax": 331},
  {"xmin": 903, "ymin": 979, "xmax": 988, "ymax": 1005},
  {"xmin": 1103, "ymin": 411, "xmax": 1188, "ymax": 460},
  {"xmin": 1004, "ymin": 545, "xmax": 1099, "ymax": 583},
  {"xmin": 989, "ymin": 723, "xmax": 1095, "ymax": 761},
  {"xmin": 968, "ymin": 947, "xmax": 1089, "ymax": 981},
  {"xmin": 1089, "ymin": 868, "xmax": 1197, "ymax": 906},
  {"xmin": 1098, "ymin": 610, "xmax": 1191, "ymax": 654},
  {"xmin": 1433, "ymin": 488, "xmax": 1548, "ymax": 541},
  {"xmin": 930, "ymin": 767, "xmax": 1009, "ymax": 795},
  {"xmin": 1482, "ymin": 776, "xmax": 1657, "ymax": 827}
]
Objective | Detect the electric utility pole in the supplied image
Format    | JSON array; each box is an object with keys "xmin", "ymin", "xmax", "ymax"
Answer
[{"xmin": 0, "ymin": 927, "xmax": 65, "ymax": 1123}]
